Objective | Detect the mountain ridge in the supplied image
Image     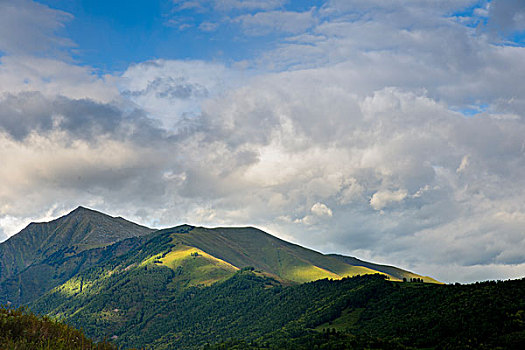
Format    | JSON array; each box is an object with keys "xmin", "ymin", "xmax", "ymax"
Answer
[
  {"xmin": 0, "ymin": 207, "xmax": 437, "ymax": 307},
  {"xmin": 1, "ymin": 208, "xmax": 521, "ymax": 350}
]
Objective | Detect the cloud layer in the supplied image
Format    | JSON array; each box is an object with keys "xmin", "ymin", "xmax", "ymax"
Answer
[
  {"xmin": 0, "ymin": 0, "xmax": 524, "ymax": 283},
  {"xmin": 0, "ymin": 0, "xmax": 73, "ymax": 55}
]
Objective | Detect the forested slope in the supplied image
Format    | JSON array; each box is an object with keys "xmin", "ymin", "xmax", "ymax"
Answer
[
  {"xmin": 0, "ymin": 306, "xmax": 117, "ymax": 350},
  {"xmin": 32, "ymin": 271, "xmax": 525, "ymax": 350}
]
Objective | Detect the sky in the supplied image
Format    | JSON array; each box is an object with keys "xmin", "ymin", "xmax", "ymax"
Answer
[{"xmin": 0, "ymin": 0, "xmax": 524, "ymax": 283}]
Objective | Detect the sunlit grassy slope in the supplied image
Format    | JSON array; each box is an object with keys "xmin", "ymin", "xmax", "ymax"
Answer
[
  {"xmin": 148, "ymin": 243, "xmax": 239, "ymax": 287},
  {"xmin": 329, "ymin": 254, "xmax": 441, "ymax": 283},
  {"xmin": 159, "ymin": 226, "xmax": 424, "ymax": 283}
]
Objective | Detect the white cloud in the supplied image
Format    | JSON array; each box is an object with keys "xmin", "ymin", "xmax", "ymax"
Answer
[
  {"xmin": 294, "ymin": 202, "xmax": 333, "ymax": 226},
  {"xmin": 0, "ymin": 56, "xmax": 119, "ymax": 103},
  {"xmin": 456, "ymin": 155, "xmax": 470, "ymax": 173},
  {"xmin": 119, "ymin": 59, "xmax": 249, "ymax": 129},
  {"xmin": 311, "ymin": 202, "xmax": 333, "ymax": 217},
  {"xmin": 370, "ymin": 190, "xmax": 408, "ymax": 211},
  {"xmin": 215, "ymin": 0, "xmax": 285, "ymax": 11}
]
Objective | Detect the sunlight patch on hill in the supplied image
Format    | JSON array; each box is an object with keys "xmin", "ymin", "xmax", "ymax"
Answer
[
  {"xmin": 335, "ymin": 266, "xmax": 394, "ymax": 280},
  {"xmin": 153, "ymin": 244, "xmax": 239, "ymax": 287},
  {"xmin": 284, "ymin": 265, "xmax": 341, "ymax": 283}
]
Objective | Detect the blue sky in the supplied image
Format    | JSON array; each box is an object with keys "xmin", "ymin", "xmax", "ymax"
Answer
[
  {"xmin": 35, "ymin": 0, "xmax": 524, "ymax": 72},
  {"xmin": 35, "ymin": 0, "xmax": 327, "ymax": 72},
  {"xmin": 1, "ymin": 0, "xmax": 525, "ymax": 283}
]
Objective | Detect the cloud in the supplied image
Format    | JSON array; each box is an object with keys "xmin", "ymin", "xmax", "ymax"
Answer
[
  {"xmin": 119, "ymin": 59, "xmax": 247, "ymax": 129},
  {"xmin": 2, "ymin": 0, "xmax": 525, "ymax": 284},
  {"xmin": 370, "ymin": 190, "xmax": 408, "ymax": 211},
  {"xmin": 198, "ymin": 21, "xmax": 220, "ymax": 32},
  {"xmin": 456, "ymin": 155, "xmax": 470, "ymax": 173},
  {"xmin": 173, "ymin": 0, "xmax": 285, "ymax": 12},
  {"xmin": 169, "ymin": 1, "xmax": 310, "ymax": 37},
  {"xmin": 486, "ymin": 0, "xmax": 525, "ymax": 36},
  {"xmin": 0, "ymin": 92, "xmax": 162, "ymax": 142},
  {"xmin": 311, "ymin": 202, "xmax": 333, "ymax": 217},
  {"xmin": 294, "ymin": 203, "xmax": 333, "ymax": 225},
  {"xmin": 234, "ymin": 9, "xmax": 317, "ymax": 36},
  {"xmin": 215, "ymin": 0, "xmax": 285, "ymax": 11},
  {"xmin": 0, "ymin": 56, "xmax": 120, "ymax": 103},
  {"xmin": 324, "ymin": 0, "xmax": 478, "ymax": 14},
  {"xmin": 0, "ymin": 0, "xmax": 73, "ymax": 55}
]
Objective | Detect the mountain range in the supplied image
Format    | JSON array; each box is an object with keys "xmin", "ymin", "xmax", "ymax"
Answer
[
  {"xmin": 2, "ymin": 207, "xmax": 522, "ymax": 349},
  {"xmin": 0, "ymin": 206, "xmax": 435, "ymax": 308}
]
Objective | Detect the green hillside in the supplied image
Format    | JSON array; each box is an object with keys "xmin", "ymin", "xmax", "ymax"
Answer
[
  {"xmin": 0, "ymin": 208, "xmax": 434, "ymax": 308},
  {"xmin": 1, "ymin": 207, "xmax": 521, "ymax": 349},
  {"xmin": 0, "ymin": 306, "xmax": 117, "ymax": 350},
  {"xmin": 32, "ymin": 272, "xmax": 525, "ymax": 350},
  {"xmin": 155, "ymin": 225, "xmax": 427, "ymax": 283},
  {"xmin": 328, "ymin": 254, "xmax": 440, "ymax": 283},
  {"xmin": 28, "ymin": 223, "xmax": 435, "ymax": 317}
]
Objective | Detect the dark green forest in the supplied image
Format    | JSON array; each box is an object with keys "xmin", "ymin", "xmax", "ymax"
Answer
[{"xmin": 32, "ymin": 270, "xmax": 525, "ymax": 349}]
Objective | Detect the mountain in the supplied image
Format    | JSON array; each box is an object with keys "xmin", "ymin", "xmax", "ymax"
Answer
[
  {"xmin": 1, "ymin": 207, "xmax": 522, "ymax": 349},
  {"xmin": 0, "ymin": 207, "xmax": 154, "ymax": 305},
  {"xmin": 0, "ymin": 206, "xmax": 153, "ymax": 279},
  {"xmin": 0, "ymin": 207, "xmax": 434, "ymax": 307},
  {"xmin": 149, "ymin": 225, "xmax": 439, "ymax": 284},
  {"xmin": 26, "ymin": 219, "xmax": 435, "ymax": 348}
]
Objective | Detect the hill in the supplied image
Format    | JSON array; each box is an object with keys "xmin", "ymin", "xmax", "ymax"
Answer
[
  {"xmin": 0, "ymin": 207, "xmax": 154, "ymax": 305},
  {"xmin": 0, "ymin": 208, "xmax": 433, "ymax": 308},
  {"xmin": 0, "ymin": 305, "xmax": 117, "ymax": 350},
  {"xmin": 1, "ymin": 207, "xmax": 522, "ymax": 349},
  {"xmin": 205, "ymin": 274, "xmax": 525, "ymax": 350},
  {"xmin": 154, "ymin": 225, "xmax": 438, "ymax": 283},
  {"xmin": 32, "ymin": 272, "xmax": 525, "ymax": 349}
]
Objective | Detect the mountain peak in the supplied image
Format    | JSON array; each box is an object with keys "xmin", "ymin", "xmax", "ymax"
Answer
[
  {"xmin": 0, "ymin": 207, "xmax": 154, "ymax": 285},
  {"xmin": 67, "ymin": 206, "xmax": 102, "ymax": 217},
  {"xmin": 73, "ymin": 205, "xmax": 89, "ymax": 211}
]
